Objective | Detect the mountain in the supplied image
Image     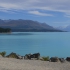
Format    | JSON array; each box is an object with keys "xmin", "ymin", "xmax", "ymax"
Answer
[
  {"xmin": 0, "ymin": 19, "xmax": 63, "ymax": 32},
  {"xmin": 0, "ymin": 19, "xmax": 5, "ymax": 24},
  {"xmin": 56, "ymin": 25, "xmax": 70, "ymax": 32}
]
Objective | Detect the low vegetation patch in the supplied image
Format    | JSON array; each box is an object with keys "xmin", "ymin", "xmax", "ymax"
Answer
[
  {"xmin": 6, "ymin": 52, "xmax": 19, "ymax": 59},
  {"xmin": 0, "ymin": 51, "xmax": 6, "ymax": 57},
  {"xmin": 42, "ymin": 56, "xmax": 50, "ymax": 61}
]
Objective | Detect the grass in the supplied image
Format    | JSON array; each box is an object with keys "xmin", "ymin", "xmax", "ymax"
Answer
[{"xmin": 42, "ymin": 56, "xmax": 50, "ymax": 61}]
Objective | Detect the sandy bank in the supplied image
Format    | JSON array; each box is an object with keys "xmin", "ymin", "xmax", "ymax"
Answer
[{"xmin": 0, "ymin": 58, "xmax": 70, "ymax": 70}]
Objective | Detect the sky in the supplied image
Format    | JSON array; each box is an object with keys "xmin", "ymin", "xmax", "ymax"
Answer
[{"xmin": 0, "ymin": 0, "xmax": 70, "ymax": 27}]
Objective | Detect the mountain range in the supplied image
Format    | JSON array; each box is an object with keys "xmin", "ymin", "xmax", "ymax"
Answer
[{"xmin": 0, "ymin": 19, "xmax": 62, "ymax": 32}]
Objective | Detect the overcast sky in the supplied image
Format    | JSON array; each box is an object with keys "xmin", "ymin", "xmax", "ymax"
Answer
[{"xmin": 0, "ymin": 0, "xmax": 70, "ymax": 27}]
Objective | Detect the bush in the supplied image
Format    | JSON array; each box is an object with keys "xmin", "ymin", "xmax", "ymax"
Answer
[
  {"xmin": 42, "ymin": 56, "xmax": 50, "ymax": 61},
  {"xmin": 0, "ymin": 51, "xmax": 6, "ymax": 57},
  {"xmin": 6, "ymin": 52, "xmax": 19, "ymax": 59}
]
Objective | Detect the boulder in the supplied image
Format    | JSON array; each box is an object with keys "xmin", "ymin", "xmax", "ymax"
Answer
[
  {"xmin": 32, "ymin": 53, "xmax": 40, "ymax": 59},
  {"xmin": 24, "ymin": 53, "xmax": 40, "ymax": 60},
  {"xmin": 50, "ymin": 57, "xmax": 59, "ymax": 62},
  {"xmin": 59, "ymin": 58, "xmax": 65, "ymax": 63},
  {"xmin": 66, "ymin": 57, "xmax": 70, "ymax": 61},
  {"xmin": 24, "ymin": 53, "xmax": 32, "ymax": 59},
  {"xmin": 17, "ymin": 55, "xmax": 23, "ymax": 59}
]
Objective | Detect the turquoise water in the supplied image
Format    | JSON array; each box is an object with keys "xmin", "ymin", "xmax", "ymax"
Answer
[{"xmin": 0, "ymin": 32, "xmax": 70, "ymax": 58}]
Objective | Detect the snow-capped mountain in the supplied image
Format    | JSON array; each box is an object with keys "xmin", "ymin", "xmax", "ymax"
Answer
[{"xmin": 55, "ymin": 25, "xmax": 70, "ymax": 31}]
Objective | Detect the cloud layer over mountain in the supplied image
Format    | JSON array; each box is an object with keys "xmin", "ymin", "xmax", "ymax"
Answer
[{"xmin": 0, "ymin": 0, "xmax": 70, "ymax": 16}]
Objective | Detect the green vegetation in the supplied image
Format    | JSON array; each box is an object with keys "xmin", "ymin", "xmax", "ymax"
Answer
[
  {"xmin": 0, "ymin": 27, "xmax": 11, "ymax": 33},
  {"xmin": 6, "ymin": 52, "xmax": 19, "ymax": 59},
  {"xmin": 42, "ymin": 56, "xmax": 50, "ymax": 61},
  {"xmin": 0, "ymin": 51, "xmax": 6, "ymax": 57}
]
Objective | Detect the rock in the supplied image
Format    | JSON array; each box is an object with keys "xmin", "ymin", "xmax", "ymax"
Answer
[
  {"xmin": 66, "ymin": 57, "xmax": 70, "ymax": 61},
  {"xmin": 32, "ymin": 53, "xmax": 40, "ymax": 59},
  {"xmin": 50, "ymin": 57, "xmax": 59, "ymax": 62},
  {"xmin": 24, "ymin": 53, "xmax": 32, "ymax": 59},
  {"xmin": 59, "ymin": 58, "xmax": 65, "ymax": 63},
  {"xmin": 17, "ymin": 55, "xmax": 23, "ymax": 59},
  {"xmin": 24, "ymin": 53, "xmax": 40, "ymax": 60}
]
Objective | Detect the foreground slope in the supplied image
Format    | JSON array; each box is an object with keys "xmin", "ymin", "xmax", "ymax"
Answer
[{"xmin": 0, "ymin": 58, "xmax": 70, "ymax": 70}]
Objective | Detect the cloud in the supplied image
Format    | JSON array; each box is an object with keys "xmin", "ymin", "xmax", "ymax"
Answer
[
  {"xmin": 28, "ymin": 11, "xmax": 53, "ymax": 16},
  {"xmin": 0, "ymin": 0, "xmax": 70, "ymax": 15},
  {"xmin": 65, "ymin": 15, "xmax": 70, "ymax": 18},
  {"xmin": 64, "ymin": 12, "xmax": 70, "ymax": 18}
]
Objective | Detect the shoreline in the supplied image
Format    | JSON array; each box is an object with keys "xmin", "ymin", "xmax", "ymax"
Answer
[{"xmin": 0, "ymin": 52, "xmax": 70, "ymax": 63}]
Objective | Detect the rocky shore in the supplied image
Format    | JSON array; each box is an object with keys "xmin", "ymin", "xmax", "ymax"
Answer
[{"xmin": 0, "ymin": 52, "xmax": 70, "ymax": 70}]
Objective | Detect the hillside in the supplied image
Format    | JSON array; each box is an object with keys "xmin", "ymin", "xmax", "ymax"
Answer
[
  {"xmin": 56, "ymin": 25, "xmax": 70, "ymax": 32},
  {"xmin": 0, "ymin": 19, "xmax": 62, "ymax": 32}
]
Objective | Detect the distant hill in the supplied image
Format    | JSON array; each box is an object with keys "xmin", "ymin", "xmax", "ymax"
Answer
[
  {"xmin": 56, "ymin": 25, "xmax": 70, "ymax": 32},
  {"xmin": 0, "ymin": 19, "xmax": 63, "ymax": 32}
]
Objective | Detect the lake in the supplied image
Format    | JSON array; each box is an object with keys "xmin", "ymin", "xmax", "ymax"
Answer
[{"xmin": 0, "ymin": 32, "xmax": 70, "ymax": 58}]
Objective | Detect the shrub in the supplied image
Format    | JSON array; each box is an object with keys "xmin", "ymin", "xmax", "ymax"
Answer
[
  {"xmin": 42, "ymin": 56, "xmax": 50, "ymax": 61},
  {"xmin": 0, "ymin": 51, "xmax": 6, "ymax": 57},
  {"xmin": 6, "ymin": 52, "xmax": 19, "ymax": 59}
]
